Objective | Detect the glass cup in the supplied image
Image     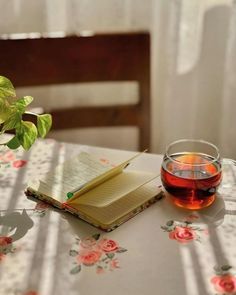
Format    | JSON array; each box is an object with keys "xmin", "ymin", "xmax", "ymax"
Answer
[{"xmin": 160, "ymin": 139, "xmax": 236, "ymax": 210}]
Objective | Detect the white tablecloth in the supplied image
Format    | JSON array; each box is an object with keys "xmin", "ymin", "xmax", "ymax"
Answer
[{"xmin": 0, "ymin": 138, "xmax": 236, "ymax": 295}]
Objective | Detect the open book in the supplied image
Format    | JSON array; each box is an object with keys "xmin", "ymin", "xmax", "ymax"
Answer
[{"xmin": 25, "ymin": 151, "xmax": 163, "ymax": 231}]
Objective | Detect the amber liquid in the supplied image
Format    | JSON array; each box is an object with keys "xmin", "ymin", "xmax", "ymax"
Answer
[{"xmin": 161, "ymin": 153, "xmax": 222, "ymax": 209}]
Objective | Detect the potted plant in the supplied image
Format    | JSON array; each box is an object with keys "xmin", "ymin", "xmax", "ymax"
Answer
[{"xmin": 0, "ymin": 75, "xmax": 52, "ymax": 150}]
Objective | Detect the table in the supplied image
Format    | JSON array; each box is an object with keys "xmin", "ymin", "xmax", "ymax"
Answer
[{"xmin": 0, "ymin": 138, "xmax": 236, "ymax": 295}]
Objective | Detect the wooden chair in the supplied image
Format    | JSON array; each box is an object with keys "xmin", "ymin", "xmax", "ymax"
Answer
[{"xmin": 0, "ymin": 32, "xmax": 151, "ymax": 151}]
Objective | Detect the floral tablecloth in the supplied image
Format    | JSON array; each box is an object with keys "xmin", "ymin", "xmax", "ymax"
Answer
[{"xmin": 0, "ymin": 139, "xmax": 236, "ymax": 295}]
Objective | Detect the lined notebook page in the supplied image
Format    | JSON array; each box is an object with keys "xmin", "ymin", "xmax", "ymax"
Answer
[
  {"xmin": 67, "ymin": 150, "xmax": 144, "ymax": 202},
  {"xmin": 43, "ymin": 151, "xmax": 113, "ymax": 192},
  {"xmin": 70, "ymin": 171, "xmax": 157, "ymax": 207},
  {"xmin": 28, "ymin": 152, "xmax": 113, "ymax": 203},
  {"xmin": 70, "ymin": 180, "xmax": 162, "ymax": 225}
]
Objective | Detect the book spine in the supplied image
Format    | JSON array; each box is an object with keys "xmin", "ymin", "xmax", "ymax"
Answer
[{"xmin": 25, "ymin": 189, "xmax": 63, "ymax": 210}]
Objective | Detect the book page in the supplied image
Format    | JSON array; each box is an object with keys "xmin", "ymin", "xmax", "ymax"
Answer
[
  {"xmin": 28, "ymin": 152, "xmax": 114, "ymax": 203},
  {"xmin": 69, "ymin": 180, "xmax": 162, "ymax": 225},
  {"xmin": 69, "ymin": 170, "xmax": 158, "ymax": 207},
  {"xmin": 28, "ymin": 151, "xmax": 144, "ymax": 203},
  {"xmin": 66, "ymin": 151, "xmax": 145, "ymax": 202},
  {"xmin": 46, "ymin": 151, "xmax": 113, "ymax": 190}
]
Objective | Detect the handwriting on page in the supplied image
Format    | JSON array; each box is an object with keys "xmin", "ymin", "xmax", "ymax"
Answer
[{"xmin": 41, "ymin": 152, "xmax": 113, "ymax": 199}]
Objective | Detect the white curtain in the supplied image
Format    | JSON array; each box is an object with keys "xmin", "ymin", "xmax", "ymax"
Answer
[
  {"xmin": 152, "ymin": 0, "xmax": 236, "ymax": 159},
  {"xmin": 0, "ymin": 0, "xmax": 236, "ymax": 158}
]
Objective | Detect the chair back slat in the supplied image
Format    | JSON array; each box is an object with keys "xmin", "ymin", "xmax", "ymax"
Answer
[{"xmin": 0, "ymin": 32, "xmax": 151, "ymax": 151}]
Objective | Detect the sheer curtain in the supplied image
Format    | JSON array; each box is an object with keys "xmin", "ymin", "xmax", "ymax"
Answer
[
  {"xmin": 152, "ymin": 0, "xmax": 236, "ymax": 159},
  {"xmin": 0, "ymin": 0, "xmax": 235, "ymax": 157}
]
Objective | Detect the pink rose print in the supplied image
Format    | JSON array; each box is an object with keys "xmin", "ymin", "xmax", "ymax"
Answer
[
  {"xmin": 0, "ymin": 236, "xmax": 13, "ymax": 263},
  {"xmin": 12, "ymin": 160, "xmax": 27, "ymax": 168},
  {"xmin": 80, "ymin": 236, "xmax": 97, "ymax": 249},
  {"xmin": 0, "ymin": 151, "xmax": 15, "ymax": 162},
  {"xmin": 161, "ymin": 217, "xmax": 207, "ymax": 244},
  {"xmin": 211, "ymin": 265, "xmax": 236, "ymax": 294},
  {"xmin": 34, "ymin": 201, "xmax": 50, "ymax": 217},
  {"xmin": 0, "ymin": 151, "xmax": 27, "ymax": 168},
  {"xmin": 35, "ymin": 202, "xmax": 50, "ymax": 210},
  {"xmin": 98, "ymin": 239, "xmax": 119, "ymax": 252},
  {"xmin": 169, "ymin": 226, "xmax": 196, "ymax": 244},
  {"xmin": 211, "ymin": 275, "xmax": 236, "ymax": 294},
  {"xmin": 0, "ymin": 236, "xmax": 12, "ymax": 246},
  {"xmin": 69, "ymin": 233, "xmax": 127, "ymax": 275},
  {"xmin": 77, "ymin": 249, "xmax": 102, "ymax": 266},
  {"xmin": 110, "ymin": 258, "xmax": 120, "ymax": 270}
]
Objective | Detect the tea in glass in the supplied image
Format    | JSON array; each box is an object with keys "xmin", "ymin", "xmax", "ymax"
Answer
[{"xmin": 161, "ymin": 140, "xmax": 222, "ymax": 209}]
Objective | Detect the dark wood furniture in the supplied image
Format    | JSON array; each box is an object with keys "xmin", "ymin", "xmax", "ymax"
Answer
[{"xmin": 0, "ymin": 32, "xmax": 151, "ymax": 151}]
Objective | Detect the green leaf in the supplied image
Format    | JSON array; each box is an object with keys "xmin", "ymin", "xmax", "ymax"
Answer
[
  {"xmin": 0, "ymin": 97, "xmax": 11, "ymax": 124},
  {"xmin": 1, "ymin": 110, "xmax": 21, "ymax": 132},
  {"xmin": 0, "ymin": 76, "xmax": 52, "ymax": 150},
  {"xmin": 106, "ymin": 253, "xmax": 115, "ymax": 259},
  {"xmin": 116, "ymin": 247, "xmax": 127, "ymax": 253},
  {"xmin": 37, "ymin": 114, "xmax": 52, "ymax": 138},
  {"xmin": 221, "ymin": 265, "xmax": 232, "ymax": 271},
  {"xmin": 92, "ymin": 233, "xmax": 100, "ymax": 241},
  {"xmin": 166, "ymin": 220, "xmax": 174, "ymax": 227},
  {"xmin": 15, "ymin": 96, "xmax": 33, "ymax": 108},
  {"xmin": 160, "ymin": 225, "xmax": 168, "ymax": 231},
  {"xmin": 0, "ymin": 76, "xmax": 16, "ymax": 99},
  {"xmin": 70, "ymin": 264, "xmax": 81, "ymax": 274},
  {"xmin": 69, "ymin": 250, "xmax": 78, "ymax": 257},
  {"xmin": 16, "ymin": 121, "xmax": 38, "ymax": 150},
  {"xmin": 6, "ymin": 136, "xmax": 21, "ymax": 149},
  {"xmin": 12, "ymin": 96, "xmax": 34, "ymax": 115}
]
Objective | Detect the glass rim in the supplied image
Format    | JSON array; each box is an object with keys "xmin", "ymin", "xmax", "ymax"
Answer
[{"xmin": 165, "ymin": 139, "xmax": 221, "ymax": 166}]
